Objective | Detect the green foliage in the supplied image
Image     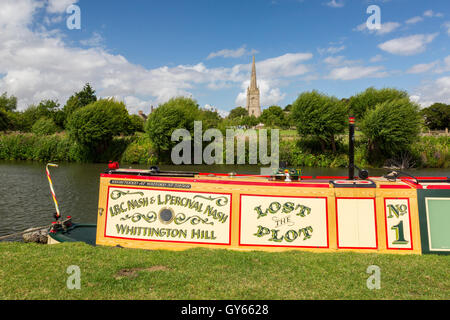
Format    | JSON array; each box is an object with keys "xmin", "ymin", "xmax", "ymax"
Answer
[
  {"xmin": 411, "ymin": 135, "xmax": 450, "ymax": 168},
  {"xmin": 67, "ymin": 98, "xmax": 131, "ymax": 158},
  {"xmin": 259, "ymin": 105, "xmax": 287, "ymax": 128},
  {"xmin": 228, "ymin": 106, "xmax": 248, "ymax": 119},
  {"xmin": 12, "ymin": 99, "xmax": 63, "ymax": 132},
  {"xmin": 145, "ymin": 97, "xmax": 202, "ymax": 157},
  {"xmin": 0, "ymin": 92, "xmax": 17, "ymax": 112},
  {"xmin": 121, "ymin": 133, "xmax": 157, "ymax": 165},
  {"xmin": 31, "ymin": 117, "xmax": 59, "ymax": 136},
  {"xmin": 63, "ymin": 83, "xmax": 97, "ymax": 122},
  {"xmin": 421, "ymin": 103, "xmax": 450, "ymax": 130},
  {"xmin": 0, "ymin": 132, "xmax": 136, "ymax": 163},
  {"xmin": 0, "ymin": 133, "xmax": 85, "ymax": 162},
  {"xmin": 128, "ymin": 114, "xmax": 145, "ymax": 134},
  {"xmin": 360, "ymin": 98, "xmax": 423, "ymax": 164},
  {"xmin": 200, "ymin": 109, "xmax": 222, "ymax": 129},
  {"xmin": 0, "ymin": 108, "xmax": 9, "ymax": 132},
  {"xmin": 348, "ymin": 87, "xmax": 408, "ymax": 120},
  {"xmin": 291, "ymin": 91, "xmax": 347, "ymax": 152},
  {"xmin": 240, "ymin": 115, "xmax": 259, "ymax": 128}
]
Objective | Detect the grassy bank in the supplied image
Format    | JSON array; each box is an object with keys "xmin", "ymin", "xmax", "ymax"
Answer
[{"xmin": 0, "ymin": 242, "xmax": 449, "ymax": 300}]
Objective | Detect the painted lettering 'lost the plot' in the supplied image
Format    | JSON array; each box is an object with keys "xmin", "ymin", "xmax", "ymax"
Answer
[{"xmin": 239, "ymin": 195, "xmax": 329, "ymax": 248}]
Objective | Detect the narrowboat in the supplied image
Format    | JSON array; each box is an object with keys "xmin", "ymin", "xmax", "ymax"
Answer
[
  {"xmin": 47, "ymin": 163, "xmax": 450, "ymax": 255},
  {"xmin": 48, "ymin": 118, "xmax": 450, "ymax": 255}
]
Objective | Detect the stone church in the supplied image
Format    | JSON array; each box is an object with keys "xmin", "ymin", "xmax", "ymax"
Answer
[{"xmin": 246, "ymin": 56, "xmax": 262, "ymax": 117}]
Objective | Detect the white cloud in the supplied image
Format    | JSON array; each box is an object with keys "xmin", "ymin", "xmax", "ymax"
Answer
[
  {"xmin": 317, "ymin": 45, "xmax": 345, "ymax": 55},
  {"xmin": 411, "ymin": 76, "xmax": 450, "ymax": 107},
  {"xmin": 443, "ymin": 22, "xmax": 450, "ymax": 36},
  {"xmin": 326, "ymin": 66, "xmax": 388, "ymax": 80},
  {"xmin": 234, "ymin": 53, "xmax": 312, "ymax": 107},
  {"xmin": 407, "ymin": 61, "xmax": 439, "ymax": 74},
  {"xmin": 323, "ymin": 55, "xmax": 360, "ymax": 66},
  {"xmin": 405, "ymin": 16, "xmax": 424, "ymax": 25},
  {"xmin": 256, "ymin": 53, "xmax": 312, "ymax": 78},
  {"xmin": 79, "ymin": 32, "xmax": 104, "ymax": 47},
  {"xmin": 406, "ymin": 55, "xmax": 450, "ymax": 75},
  {"xmin": 423, "ymin": 10, "xmax": 443, "ymax": 18},
  {"xmin": 376, "ymin": 22, "xmax": 401, "ymax": 35},
  {"xmin": 235, "ymin": 79, "xmax": 286, "ymax": 107},
  {"xmin": 378, "ymin": 33, "xmax": 438, "ymax": 56},
  {"xmin": 354, "ymin": 21, "xmax": 401, "ymax": 35},
  {"xmin": 0, "ymin": 1, "xmax": 314, "ymax": 112},
  {"xmin": 207, "ymin": 46, "xmax": 258, "ymax": 60},
  {"xmin": 325, "ymin": 0, "xmax": 345, "ymax": 8},
  {"xmin": 46, "ymin": 0, "xmax": 79, "ymax": 13},
  {"xmin": 0, "ymin": 0, "xmax": 42, "ymax": 29},
  {"xmin": 369, "ymin": 54, "xmax": 384, "ymax": 63}
]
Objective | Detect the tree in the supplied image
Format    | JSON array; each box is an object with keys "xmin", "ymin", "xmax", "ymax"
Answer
[
  {"xmin": 19, "ymin": 100, "xmax": 62, "ymax": 132},
  {"xmin": 348, "ymin": 87, "xmax": 408, "ymax": 120},
  {"xmin": 228, "ymin": 106, "xmax": 248, "ymax": 119},
  {"xmin": 240, "ymin": 115, "xmax": 259, "ymax": 128},
  {"xmin": 259, "ymin": 105, "xmax": 287, "ymax": 128},
  {"xmin": 64, "ymin": 83, "xmax": 97, "ymax": 121},
  {"xmin": 421, "ymin": 103, "xmax": 450, "ymax": 130},
  {"xmin": 0, "ymin": 92, "xmax": 17, "ymax": 131},
  {"xmin": 145, "ymin": 97, "xmax": 202, "ymax": 155},
  {"xmin": 31, "ymin": 117, "xmax": 59, "ymax": 136},
  {"xmin": 291, "ymin": 91, "xmax": 347, "ymax": 152},
  {"xmin": 0, "ymin": 92, "xmax": 17, "ymax": 112},
  {"xmin": 0, "ymin": 108, "xmax": 9, "ymax": 132},
  {"xmin": 360, "ymin": 98, "xmax": 422, "ymax": 164},
  {"xmin": 200, "ymin": 109, "xmax": 222, "ymax": 129},
  {"xmin": 127, "ymin": 114, "xmax": 145, "ymax": 134},
  {"xmin": 67, "ymin": 99, "xmax": 131, "ymax": 157}
]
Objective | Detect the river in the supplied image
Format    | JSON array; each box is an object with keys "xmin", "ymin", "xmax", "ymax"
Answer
[{"xmin": 0, "ymin": 160, "xmax": 448, "ymax": 238}]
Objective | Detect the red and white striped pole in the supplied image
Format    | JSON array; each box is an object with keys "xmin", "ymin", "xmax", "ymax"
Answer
[
  {"xmin": 348, "ymin": 116, "xmax": 355, "ymax": 180},
  {"xmin": 46, "ymin": 163, "xmax": 60, "ymax": 220}
]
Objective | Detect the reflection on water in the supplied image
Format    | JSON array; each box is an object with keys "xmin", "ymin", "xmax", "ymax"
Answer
[{"xmin": 0, "ymin": 160, "xmax": 448, "ymax": 237}]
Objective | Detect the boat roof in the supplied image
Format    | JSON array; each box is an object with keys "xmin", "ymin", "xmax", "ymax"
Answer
[{"xmin": 101, "ymin": 168, "xmax": 450, "ymax": 189}]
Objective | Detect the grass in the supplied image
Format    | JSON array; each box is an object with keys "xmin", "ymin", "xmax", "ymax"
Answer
[{"xmin": 0, "ymin": 242, "xmax": 449, "ymax": 300}]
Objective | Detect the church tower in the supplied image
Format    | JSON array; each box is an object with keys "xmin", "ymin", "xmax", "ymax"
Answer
[{"xmin": 246, "ymin": 56, "xmax": 261, "ymax": 117}]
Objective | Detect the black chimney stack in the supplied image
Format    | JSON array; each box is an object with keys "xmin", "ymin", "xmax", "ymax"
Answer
[{"xmin": 348, "ymin": 116, "xmax": 355, "ymax": 180}]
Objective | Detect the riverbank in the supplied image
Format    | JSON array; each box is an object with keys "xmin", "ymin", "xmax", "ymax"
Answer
[
  {"xmin": 0, "ymin": 131, "xmax": 448, "ymax": 168},
  {"xmin": 0, "ymin": 242, "xmax": 449, "ymax": 299}
]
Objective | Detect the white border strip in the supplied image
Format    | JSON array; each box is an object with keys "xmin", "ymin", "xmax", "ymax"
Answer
[{"xmin": 425, "ymin": 197, "xmax": 450, "ymax": 252}]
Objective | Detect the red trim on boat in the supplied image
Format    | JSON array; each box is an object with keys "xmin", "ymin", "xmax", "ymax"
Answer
[
  {"xmin": 425, "ymin": 185, "xmax": 450, "ymax": 189},
  {"xmin": 379, "ymin": 185, "xmax": 411, "ymax": 189},
  {"xmin": 315, "ymin": 176, "xmax": 348, "ymax": 179},
  {"xmin": 400, "ymin": 179, "xmax": 423, "ymax": 189},
  {"xmin": 101, "ymin": 173, "xmax": 331, "ymax": 188}
]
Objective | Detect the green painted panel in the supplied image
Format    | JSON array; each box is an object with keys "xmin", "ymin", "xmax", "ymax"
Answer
[{"xmin": 426, "ymin": 198, "xmax": 450, "ymax": 251}]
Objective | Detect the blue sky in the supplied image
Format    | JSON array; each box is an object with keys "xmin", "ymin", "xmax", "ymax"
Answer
[{"xmin": 1, "ymin": 0, "xmax": 449, "ymax": 115}]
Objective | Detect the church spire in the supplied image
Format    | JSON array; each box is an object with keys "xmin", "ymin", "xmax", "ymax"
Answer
[
  {"xmin": 246, "ymin": 55, "xmax": 261, "ymax": 117},
  {"xmin": 250, "ymin": 55, "xmax": 258, "ymax": 90}
]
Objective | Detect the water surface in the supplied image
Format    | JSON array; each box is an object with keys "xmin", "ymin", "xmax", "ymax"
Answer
[{"xmin": 0, "ymin": 160, "xmax": 448, "ymax": 238}]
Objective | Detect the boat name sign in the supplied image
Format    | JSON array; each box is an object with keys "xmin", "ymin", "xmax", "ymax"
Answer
[{"xmin": 105, "ymin": 187, "xmax": 232, "ymax": 245}]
